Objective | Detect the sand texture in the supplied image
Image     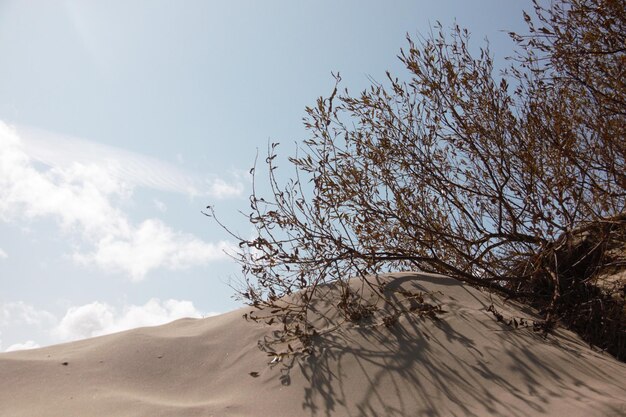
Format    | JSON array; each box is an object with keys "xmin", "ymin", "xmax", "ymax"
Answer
[{"xmin": 1, "ymin": 272, "xmax": 625, "ymax": 416}]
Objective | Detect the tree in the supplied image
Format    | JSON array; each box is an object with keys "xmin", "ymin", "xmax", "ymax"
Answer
[{"xmin": 208, "ymin": 0, "xmax": 625, "ymax": 359}]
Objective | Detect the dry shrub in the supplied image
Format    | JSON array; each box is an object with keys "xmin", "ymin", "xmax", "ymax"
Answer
[{"xmin": 208, "ymin": 0, "xmax": 625, "ymax": 360}]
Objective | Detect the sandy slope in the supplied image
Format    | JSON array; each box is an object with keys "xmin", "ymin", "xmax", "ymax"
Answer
[{"xmin": 1, "ymin": 272, "xmax": 625, "ymax": 417}]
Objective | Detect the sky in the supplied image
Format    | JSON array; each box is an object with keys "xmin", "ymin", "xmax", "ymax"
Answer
[{"xmin": 0, "ymin": 0, "xmax": 530, "ymax": 351}]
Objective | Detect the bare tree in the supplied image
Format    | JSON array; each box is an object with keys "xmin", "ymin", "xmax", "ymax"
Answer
[{"xmin": 208, "ymin": 0, "xmax": 625, "ymax": 359}]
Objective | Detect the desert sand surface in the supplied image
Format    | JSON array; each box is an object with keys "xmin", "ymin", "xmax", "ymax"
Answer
[{"xmin": 1, "ymin": 272, "xmax": 625, "ymax": 417}]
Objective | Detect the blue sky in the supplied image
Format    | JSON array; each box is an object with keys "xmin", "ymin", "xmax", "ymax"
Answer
[{"xmin": 0, "ymin": 0, "xmax": 529, "ymax": 351}]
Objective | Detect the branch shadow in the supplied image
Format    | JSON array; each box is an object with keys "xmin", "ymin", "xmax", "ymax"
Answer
[{"xmin": 267, "ymin": 273, "xmax": 626, "ymax": 417}]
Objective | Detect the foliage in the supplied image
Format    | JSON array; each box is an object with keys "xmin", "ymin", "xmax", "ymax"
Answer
[{"xmin": 208, "ymin": 0, "xmax": 626, "ymax": 359}]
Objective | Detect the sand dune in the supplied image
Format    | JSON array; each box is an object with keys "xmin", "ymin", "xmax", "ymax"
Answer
[{"xmin": 1, "ymin": 272, "xmax": 625, "ymax": 416}]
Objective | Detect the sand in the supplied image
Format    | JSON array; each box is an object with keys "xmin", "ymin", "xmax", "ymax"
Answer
[{"xmin": 1, "ymin": 272, "xmax": 625, "ymax": 416}]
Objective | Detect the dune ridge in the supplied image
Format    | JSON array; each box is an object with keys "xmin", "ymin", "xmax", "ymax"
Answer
[{"xmin": 1, "ymin": 272, "xmax": 625, "ymax": 416}]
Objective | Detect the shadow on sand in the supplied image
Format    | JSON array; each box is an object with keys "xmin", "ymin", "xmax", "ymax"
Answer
[{"xmin": 263, "ymin": 273, "xmax": 626, "ymax": 417}]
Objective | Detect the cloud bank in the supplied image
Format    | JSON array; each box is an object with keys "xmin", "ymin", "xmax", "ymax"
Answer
[
  {"xmin": 0, "ymin": 121, "xmax": 234, "ymax": 279},
  {"xmin": 0, "ymin": 301, "xmax": 56, "ymax": 352},
  {"xmin": 73, "ymin": 220, "xmax": 232, "ymax": 280},
  {"xmin": 1, "ymin": 298, "xmax": 212, "ymax": 350},
  {"xmin": 0, "ymin": 301, "xmax": 57, "ymax": 328},
  {"xmin": 16, "ymin": 125, "xmax": 244, "ymax": 198},
  {"xmin": 52, "ymin": 298, "xmax": 210, "ymax": 342},
  {"xmin": 5, "ymin": 340, "xmax": 40, "ymax": 352}
]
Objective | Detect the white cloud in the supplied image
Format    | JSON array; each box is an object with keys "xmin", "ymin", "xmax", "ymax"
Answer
[
  {"xmin": 0, "ymin": 121, "xmax": 233, "ymax": 279},
  {"xmin": 207, "ymin": 178, "xmax": 244, "ymax": 200},
  {"xmin": 0, "ymin": 301, "xmax": 57, "ymax": 327},
  {"xmin": 0, "ymin": 248, "xmax": 7, "ymax": 259},
  {"xmin": 73, "ymin": 219, "xmax": 232, "ymax": 281},
  {"xmin": 52, "ymin": 298, "xmax": 212, "ymax": 342},
  {"xmin": 0, "ymin": 299, "xmax": 216, "ymax": 350},
  {"xmin": 0, "ymin": 302, "xmax": 56, "ymax": 352},
  {"xmin": 153, "ymin": 199, "xmax": 167, "ymax": 213},
  {"xmin": 5, "ymin": 340, "xmax": 40, "ymax": 352},
  {"xmin": 16, "ymin": 124, "xmax": 243, "ymax": 199}
]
